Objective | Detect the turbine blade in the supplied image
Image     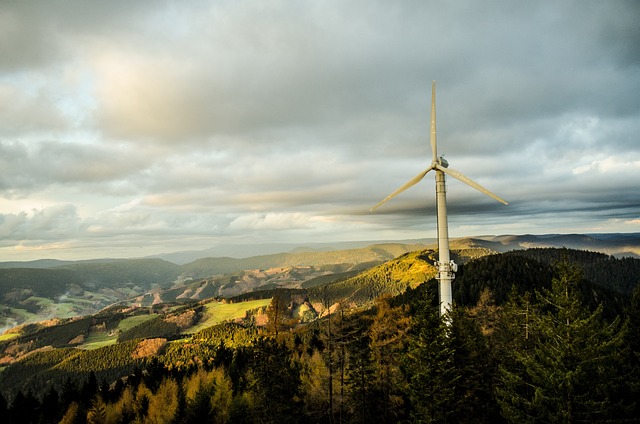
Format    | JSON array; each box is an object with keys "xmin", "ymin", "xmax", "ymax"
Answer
[
  {"xmin": 430, "ymin": 81, "xmax": 437, "ymax": 163},
  {"xmin": 435, "ymin": 165, "xmax": 509, "ymax": 205},
  {"xmin": 371, "ymin": 167, "xmax": 433, "ymax": 211}
]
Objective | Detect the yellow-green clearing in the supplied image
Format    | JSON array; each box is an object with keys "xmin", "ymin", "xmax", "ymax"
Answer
[
  {"xmin": 188, "ymin": 299, "xmax": 271, "ymax": 333},
  {"xmin": 118, "ymin": 314, "xmax": 159, "ymax": 332},
  {"xmin": 0, "ymin": 333, "xmax": 19, "ymax": 342},
  {"xmin": 80, "ymin": 332, "xmax": 118, "ymax": 350},
  {"xmin": 79, "ymin": 314, "xmax": 158, "ymax": 350}
]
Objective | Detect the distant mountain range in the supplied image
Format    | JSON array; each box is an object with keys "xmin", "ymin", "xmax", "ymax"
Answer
[
  {"xmin": 146, "ymin": 239, "xmax": 435, "ymax": 264},
  {"xmin": 147, "ymin": 233, "xmax": 640, "ymax": 264},
  {"xmin": 454, "ymin": 233, "xmax": 640, "ymax": 258},
  {"xmin": 2, "ymin": 234, "xmax": 637, "ymax": 269}
]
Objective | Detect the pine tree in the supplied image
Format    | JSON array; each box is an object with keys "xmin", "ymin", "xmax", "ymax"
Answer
[
  {"xmin": 496, "ymin": 260, "xmax": 627, "ymax": 423},
  {"xmin": 0, "ymin": 392, "xmax": 6, "ymax": 417},
  {"xmin": 41, "ymin": 385, "xmax": 61, "ymax": 423},
  {"xmin": 87, "ymin": 396, "xmax": 107, "ymax": 424},
  {"xmin": 60, "ymin": 377, "xmax": 79, "ymax": 411},
  {"xmin": 8, "ymin": 390, "xmax": 40, "ymax": 423},
  {"xmin": 617, "ymin": 285, "xmax": 640, "ymax": 420},
  {"xmin": 247, "ymin": 337, "xmax": 302, "ymax": 423},
  {"xmin": 448, "ymin": 307, "xmax": 502, "ymax": 423},
  {"xmin": 184, "ymin": 380, "xmax": 214, "ymax": 423},
  {"xmin": 81, "ymin": 371, "xmax": 99, "ymax": 407},
  {"xmin": 403, "ymin": 300, "xmax": 458, "ymax": 424}
]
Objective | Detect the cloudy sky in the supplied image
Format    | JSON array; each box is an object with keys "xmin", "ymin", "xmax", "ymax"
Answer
[{"xmin": 1, "ymin": 0, "xmax": 639, "ymax": 261}]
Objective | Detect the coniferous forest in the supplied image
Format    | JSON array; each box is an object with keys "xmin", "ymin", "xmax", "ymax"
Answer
[{"xmin": 0, "ymin": 248, "xmax": 639, "ymax": 423}]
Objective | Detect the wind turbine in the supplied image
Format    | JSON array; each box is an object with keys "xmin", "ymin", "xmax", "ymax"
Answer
[{"xmin": 371, "ymin": 81, "xmax": 508, "ymax": 317}]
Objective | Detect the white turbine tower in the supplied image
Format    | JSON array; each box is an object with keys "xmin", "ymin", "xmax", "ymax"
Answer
[{"xmin": 371, "ymin": 81, "xmax": 508, "ymax": 318}]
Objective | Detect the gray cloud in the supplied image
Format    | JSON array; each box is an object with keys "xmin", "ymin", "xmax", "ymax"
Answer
[
  {"xmin": 0, "ymin": 204, "xmax": 83, "ymax": 243},
  {"xmin": 1, "ymin": 0, "xmax": 638, "ymax": 260},
  {"xmin": 0, "ymin": 140, "xmax": 150, "ymax": 196}
]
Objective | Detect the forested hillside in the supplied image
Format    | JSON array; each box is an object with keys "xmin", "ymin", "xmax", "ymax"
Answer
[
  {"xmin": 0, "ymin": 248, "xmax": 638, "ymax": 423},
  {"xmin": 456, "ymin": 233, "xmax": 640, "ymax": 258},
  {"xmin": 0, "ymin": 259, "xmax": 182, "ymax": 331},
  {"xmin": 0, "ymin": 243, "xmax": 424, "ymax": 330}
]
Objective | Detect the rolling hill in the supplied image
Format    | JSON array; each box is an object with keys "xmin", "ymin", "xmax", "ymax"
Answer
[
  {"xmin": 0, "ymin": 243, "xmax": 426, "ymax": 330},
  {"xmin": 1, "ymin": 234, "xmax": 638, "ymax": 332},
  {"xmin": 454, "ymin": 233, "xmax": 640, "ymax": 258}
]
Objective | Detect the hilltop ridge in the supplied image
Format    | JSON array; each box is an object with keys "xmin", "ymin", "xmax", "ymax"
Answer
[{"xmin": 1, "ymin": 233, "xmax": 638, "ymax": 331}]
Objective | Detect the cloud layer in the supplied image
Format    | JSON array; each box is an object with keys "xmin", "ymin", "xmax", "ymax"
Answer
[{"xmin": 1, "ymin": 0, "xmax": 639, "ymax": 260}]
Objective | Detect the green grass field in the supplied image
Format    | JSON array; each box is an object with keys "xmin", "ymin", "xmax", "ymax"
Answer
[
  {"xmin": 80, "ymin": 332, "xmax": 118, "ymax": 350},
  {"xmin": 187, "ymin": 299, "xmax": 271, "ymax": 333},
  {"xmin": 118, "ymin": 314, "xmax": 159, "ymax": 332},
  {"xmin": 78, "ymin": 314, "xmax": 159, "ymax": 350}
]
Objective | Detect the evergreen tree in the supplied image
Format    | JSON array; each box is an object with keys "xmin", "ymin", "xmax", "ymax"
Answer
[
  {"xmin": 618, "ymin": 285, "xmax": 640, "ymax": 419},
  {"xmin": 227, "ymin": 394, "xmax": 251, "ymax": 423},
  {"xmin": 448, "ymin": 307, "xmax": 502, "ymax": 423},
  {"xmin": 0, "ymin": 391, "xmax": 6, "ymax": 417},
  {"xmin": 87, "ymin": 396, "xmax": 107, "ymax": 424},
  {"xmin": 184, "ymin": 380, "xmax": 213, "ymax": 423},
  {"xmin": 403, "ymin": 297, "xmax": 500, "ymax": 424},
  {"xmin": 41, "ymin": 385, "xmax": 61, "ymax": 424},
  {"xmin": 228, "ymin": 346, "xmax": 250, "ymax": 395},
  {"xmin": 174, "ymin": 377, "xmax": 188, "ymax": 424},
  {"xmin": 403, "ymin": 300, "xmax": 457, "ymax": 424},
  {"xmin": 81, "ymin": 371, "xmax": 99, "ymax": 407},
  {"xmin": 60, "ymin": 377, "xmax": 79, "ymax": 411},
  {"xmin": 9, "ymin": 390, "xmax": 40, "ymax": 424},
  {"xmin": 497, "ymin": 260, "xmax": 627, "ymax": 423},
  {"xmin": 247, "ymin": 337, "xmax": 302, "ymax": 423}
]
